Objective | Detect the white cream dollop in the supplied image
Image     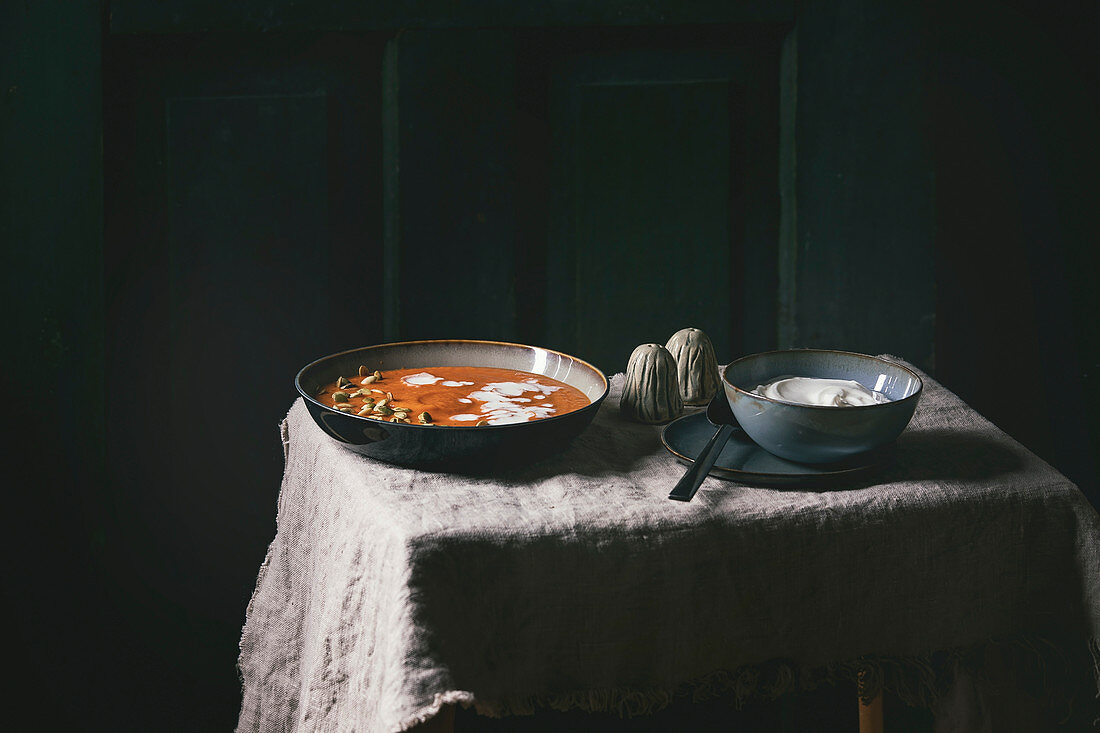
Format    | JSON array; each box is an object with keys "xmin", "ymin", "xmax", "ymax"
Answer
[
  {"xmin": 752, "ymin": 376, "xmax": 890, "ymax": 407},
  {"xmin": 402, "ymin": 372, "xmax": 443, "ymax": 386},
  {"xmin": 401, "ymin": 372, "xmax": 476, "ymax": 388},
  {"xmin": 451, "ymin": 378, "xmax": 563, "ymax": 425}
]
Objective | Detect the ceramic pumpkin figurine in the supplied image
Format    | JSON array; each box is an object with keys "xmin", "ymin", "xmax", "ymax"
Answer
[
  {"xmin": 665, "ymin": 327, "xmax": 720, "ymax": 406},
  {"xmin": 620, "ymin": 343, "xmax": 683, "ymax": 423}
]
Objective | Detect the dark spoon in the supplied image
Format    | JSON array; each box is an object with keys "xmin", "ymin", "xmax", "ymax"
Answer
[{"xmin": 668, "ymin": 392, "xmax": 741, "ymax": 502}]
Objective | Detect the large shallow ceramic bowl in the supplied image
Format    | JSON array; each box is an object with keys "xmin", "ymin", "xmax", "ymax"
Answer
[
  {"xmin": 296, "ymin": 340, "xmax": 609, "ymax": 470},
  {"xmin": 722, "ymin": 349, "xmax": 922, "ymax": 464}
]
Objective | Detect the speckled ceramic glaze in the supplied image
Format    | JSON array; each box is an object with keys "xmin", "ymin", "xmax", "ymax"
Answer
[
  {"xmin": 722, "ymin": 350, "xmax": 922, "ymax": 464},
  {"xmin": 619, "ymin": 343, "xmax": 683, "ymax": 424},
  {"xmin": 296, "ymin": 340, "xmax": 609, "ymax": 470},
  {"xmin": 665, "ymin": 327, "xmax": 721, "ymax": 406}
]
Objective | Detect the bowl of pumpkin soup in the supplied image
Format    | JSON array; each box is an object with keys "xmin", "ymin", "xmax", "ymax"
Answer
[{"xmin": 296, "ymin": 340, "xmax": 609, "ymax": 469}]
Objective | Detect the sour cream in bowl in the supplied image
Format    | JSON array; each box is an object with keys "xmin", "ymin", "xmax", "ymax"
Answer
[
  {"xmin": 752, "ymin": 376, "xmax": 891, "ymax": 407},
  {"xmin": 723, "ymin": 350, "xmax": 922, "ymax": 464}
]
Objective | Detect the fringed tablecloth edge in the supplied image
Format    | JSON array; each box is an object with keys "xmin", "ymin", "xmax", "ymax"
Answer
[
  {"xmin": 395, "ymin": 690, "xmax": 477, "ymax": 732},
  {"xmin": 396, "ymin": 634, "xmax": 1100, "ymax": 730},
  {"xmin": 235, "ymin": 416, "xmax": 294, "ymax": 713}
]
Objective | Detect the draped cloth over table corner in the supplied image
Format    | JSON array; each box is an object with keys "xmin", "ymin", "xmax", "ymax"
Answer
[{"xmin": 238, "ymin": 364, "xmax": 1100, "ymax": 732}]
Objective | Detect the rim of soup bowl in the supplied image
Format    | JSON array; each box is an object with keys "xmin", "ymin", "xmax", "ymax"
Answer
[
  {"xmin": 722, "ymin": 349, "xmax": 923, "ymax": 411},
  {"xmin": 295, "ymin": 338, "xmax": 611, "ymax": 429}
]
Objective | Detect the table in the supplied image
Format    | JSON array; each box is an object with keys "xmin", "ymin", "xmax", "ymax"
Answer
[{"xmin": 237, "ymin": 364, "xmax": 1100, "ymax": 732}]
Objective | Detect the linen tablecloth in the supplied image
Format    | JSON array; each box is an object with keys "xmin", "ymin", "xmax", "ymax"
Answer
[{"xmin": 238, "ymin": 362, "xmax": 1100, "ymax": 732}]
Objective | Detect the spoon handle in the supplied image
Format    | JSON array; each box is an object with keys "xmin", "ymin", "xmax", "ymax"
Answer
[{"xmin": 668, "ymin": 423, "xmax": 735, "ymax": 502}]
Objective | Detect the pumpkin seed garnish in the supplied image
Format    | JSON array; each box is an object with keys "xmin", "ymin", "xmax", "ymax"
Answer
[
  {"xmin": 374, "ymin": 398, "xmax": 389, "ymax": 409},
  {"xmin": 373, "ymin": 370, "xmax": 382, "ymax": 379},
  {"xmin": 370, "ymin": 388, "xmax": 384, "ymax": 394},
  {"xmin": 362, "ymin": 375, "xmax": 379, "ymax": 384},
  {"xmin": 358, "ymin": 365, "xmax": 369, "ymax": 377},
  {"xmin": 475, "ymin": 420, "xmax": 489, "ymax": 427},
  {"xmin": 418, "ymin": 412, "xmax": 432, "ymax": 424},
  {"xmin": 332, "ymin": 391, "xmax": 350, "ymax": 403},
  {"xmin": 337, "ymin": 376, "xmax": 352, "ymax": 389},
  {"xmin": 336, "ymin": 404, "xmax": 355, "ymax": 412},
  {"xmin": 373, "ymin": 405, "xmax": 394, "ymax": 416}
]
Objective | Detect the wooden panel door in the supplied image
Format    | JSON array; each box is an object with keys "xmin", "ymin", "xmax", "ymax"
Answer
[
  {"xmin": 547, "ymin": 46, "xmax": 781, "ymax": 372},
  {"xmin": 102, "ymin": 32, "xmax": 384, "ymax": 723},
  {"xmin": 385, "ymin": 27, "xmax": 785, "ymax": 374}
]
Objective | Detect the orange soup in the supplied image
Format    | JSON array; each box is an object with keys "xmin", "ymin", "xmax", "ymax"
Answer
[{"xmin": 317, "ymin": 366, "xmax": 590, "ymax": 426}]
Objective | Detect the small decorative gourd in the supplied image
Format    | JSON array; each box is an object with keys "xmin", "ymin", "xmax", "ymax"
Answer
[
  {"xmin": 665, "ymin": 327, "xmax": 721, "ymax": 406},
  {"xmin": 620, "ymin": 343, "xmax": 683, "ymax": 423}
]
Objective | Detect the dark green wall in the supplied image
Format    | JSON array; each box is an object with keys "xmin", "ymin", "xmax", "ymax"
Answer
[
  {"xmin": 789, "ymin": 1, "xmax": 935, "ymax": 365},
  {"xmin": 1, "ymin": 0, "xmax": 107, "ymax": 723},
  {"xmin": 3, "ymin": 1, "xmax": 1096, "ymax": 729},
  {"xmin": 932, "ymin": 1, "xmax": 1099, "ymax": 506}
]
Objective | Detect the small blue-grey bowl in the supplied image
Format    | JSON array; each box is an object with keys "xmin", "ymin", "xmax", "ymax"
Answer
[{"xmin": 722, "ymin": 350, "xmax": 923, "ymax": 464}]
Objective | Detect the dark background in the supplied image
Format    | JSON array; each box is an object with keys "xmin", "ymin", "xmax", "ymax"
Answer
[{"xmin": 2, "ymin": 1, "xmax": 1097, "ymax": 730}]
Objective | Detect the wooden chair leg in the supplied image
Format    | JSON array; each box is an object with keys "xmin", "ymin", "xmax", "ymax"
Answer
[
  {"xmin": 858, "ymin": 692, "xmax": 883, "ymax": 733},
  {"xmin": 408, "ymin": 704, "xmax": 455, "ymax": 733},
  {"xmin": 857, "ymin": 669, "xmax": 884, "ymax": 733}
]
